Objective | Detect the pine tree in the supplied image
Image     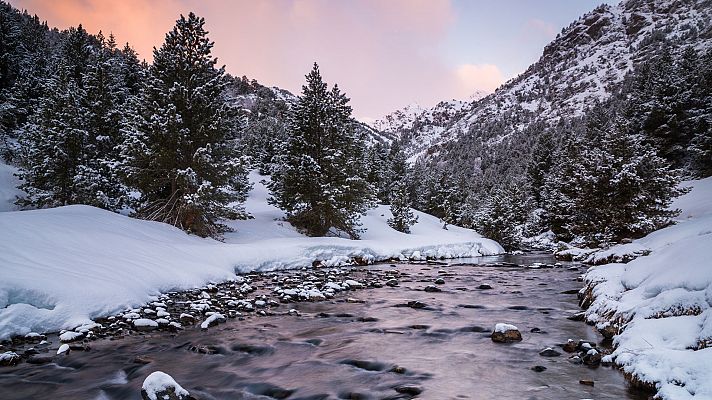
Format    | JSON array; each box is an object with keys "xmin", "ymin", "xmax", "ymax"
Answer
[
  {"xmin": 16, "ymin": 62, "xmax": 93, "ymax": 208},
  {"xmin": 473, "ymin": 181, "xmax": 532, "ymax": 250},
  {"xmin": 268, "ymin": 63, "xmax": 374, "ymax": 238},
  {"xmin": 543, "ymin": 108, "xmax": 682, "ymax": 246},
  {"xmin": 121, "ymin": 13, "xmax": 249, "ymax": 238},
  {"xmin": 387, "ymin": 141, "xmax": 417, "ymax": 233}
]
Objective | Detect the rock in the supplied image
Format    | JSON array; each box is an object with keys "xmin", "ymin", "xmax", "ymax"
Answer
[
  {"xmin": 567, "ymin": 312, "xmax": 586, "ymax": 321},
  {"xmin": 491, "ymin": 323, "xmax": 522, "ymax": 343},
  {"xmin": 57, "ymin": 344, "xmax": 70, "ymax": 355},
  {"xmin": 200, "ymin": 313, "xmax": 226, "ymax": 330},
  {"xmin": 568, "ymin": 355, "xmax": 583, "ymax": 365},
  {"xmin": 478, "ymin": 284, "xmax": 493, "ymax": 290},
  {"xmin": 389, "ymin": 365, "xmax": 406, "ymax": 374},
  {"xmin": 582, "ymin": 349, "xmax": 601, "ymax": 366},
  {"xmin": 134, "ymin": 355, "xmax": 153, "ymax": 364},
  {"xmin": 424, "ymin": 285, "xmax": 441, "ymax": 293},
  {"xmin": 385, "ymin": 279, "xmax": 399, "ymax": 287},
  {"xmin": 394, "ymin": 384, "xmax": 423, "ymax": 395},
  {"xmin": 539, "ymin": 347, "xmax": 561, "ymax": 357},
  {"xmin": 0, "ymin": 351, "xmax": 20, "ymax": 367},
  {"xmin": 563, "ymin": 339, "xmax": 578, "ymax": 352},
  {"xmin": 434, "ymin": 278, "xmax": 445, "ymax": 285},
  {"xmin": 133, "ymin": 319, "xmax": 159, "ymax": 331},
  {"xmin": 141, "ymin": 371, "xmax": 191, "ymax": 400},
  {"xmin": 579, "ymin": 379, "xmax": 594, "ymax": 386},
  {"xmin": 59, "ymin": 331, "xmax": 85, "ymax": 343},
  {"xmin": 407, "ymin": 301, "xmax": 427, "ymax": 309},
  {"xmin": 26, "ymin": 355, "xmax": 54, "ymax": 365},
  {"xmin": 179, "ymin": 313, "xmax": 197, "ymax": 325},
  {"xmin": 531, "ymin": 365, "xmax": 547, "ymax": 372}
]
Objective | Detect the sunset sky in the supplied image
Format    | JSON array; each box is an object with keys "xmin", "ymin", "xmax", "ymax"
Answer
[{"xmin": 9, "ymin": 0, "xmax": 615, "ymax": 120}]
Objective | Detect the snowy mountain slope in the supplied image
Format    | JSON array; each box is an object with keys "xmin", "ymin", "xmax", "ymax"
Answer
[
  {"xmin": 369, "ymin": 90, "xmax": 488, "ymax": 159},
  {"xmin": 582, "ymin": 177, "xmax": 712, "ymax": 399},
  {"xmin": 0, "ymin": 171, "xmax": 503, "ymax": 339},
  {"xmin": 389, "ymin": 0, "xmax": 712, "ymax": 160}
]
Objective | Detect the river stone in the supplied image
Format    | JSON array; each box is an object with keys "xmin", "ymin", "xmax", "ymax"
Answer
[
  {"xmin": 434, "ymin": 278, "xmax": 445, "ymax": 285},
  {"xmin": 386, "ymin": 279, "xmax": 399, "ymax": 287},
  {"xmin": 0, "ymin": 351, "xmax": 20, "ymax": 367},
  {"xmin": 478, "ymin": 284, "xmax": 493, "ymax": 290},
  {"xmin": 394, "ymin": 384, "xmax": 423, "ymax": 395},
  {"xmin": 491, "ymin": 323, "xmax": 522, "ymax": 343},
  {"xmin": 424, "ymin": 285, "xmax": 441, "ymax": 293},
  {"xmin": 539, "ymin": 347, "xmax": 561, "ymax": 357},
  {"xmin": 141, "ymin": 371, "xmax": 191, "ymax": 400},
  {"xmin": 531, "ymin": 365, "xmax": 547, "ymax": 372}
]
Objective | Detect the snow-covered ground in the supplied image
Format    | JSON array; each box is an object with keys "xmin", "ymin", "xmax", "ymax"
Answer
[
  {"xmin": 0, "ymin": 167, "xmax": 502, "ymax": 339},
  {"xmin": 582, "ymin": 177, "xmax": 712, "ymax": 399}
]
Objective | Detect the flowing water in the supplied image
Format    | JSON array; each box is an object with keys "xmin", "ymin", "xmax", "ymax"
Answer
[{"xmin": 0, "ymin": 254, "xmax": 649, "ymax": 400}]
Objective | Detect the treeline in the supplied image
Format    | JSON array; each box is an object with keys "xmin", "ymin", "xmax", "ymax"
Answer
[
  {"xmin": 409, "ymin": 43, "xmax": 712, "ymax": 249},
  {"xmin": 0, "ymin": 3, "xmax": 415, "ymax": 239}
]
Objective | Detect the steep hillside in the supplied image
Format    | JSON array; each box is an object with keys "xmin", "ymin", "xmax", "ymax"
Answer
[{"xmin": 390, "ymin": 0, "xmax": 712, "ymax": 161}]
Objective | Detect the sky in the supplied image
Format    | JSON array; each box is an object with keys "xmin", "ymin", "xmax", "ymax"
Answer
[{"xmin": 10, "ymin": 0, "xmax": 617, "ymax": 120}]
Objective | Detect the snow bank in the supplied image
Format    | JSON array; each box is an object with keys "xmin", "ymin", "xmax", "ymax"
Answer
[
  {"xmin": 0, "ymin": 171, "xmax": 502, "ymax": 338},
  {"xmin": 582, "ymin": 177, "xmax": 712, "ymax": 399}
]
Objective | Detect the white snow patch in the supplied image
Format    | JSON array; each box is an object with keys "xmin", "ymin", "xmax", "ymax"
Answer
[{"xmin": 583, "ymin": 177, "xmax": 712, "ymax": 399}]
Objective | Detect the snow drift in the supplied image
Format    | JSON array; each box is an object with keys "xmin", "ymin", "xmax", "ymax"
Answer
[
  {"xmin": 0, "ymin": 169, "xmax": 502, "ymax": 339},
  {"xmin": 582, "ymin": 177, "xmax": 712, "ymax": 399}
]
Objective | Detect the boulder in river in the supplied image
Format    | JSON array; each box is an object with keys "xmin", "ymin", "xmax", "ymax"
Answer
[
  {"xmin": 491, "ymin": 323, "xmax": 522, "ymax": 343},
  {"xmin": 141, "ymin": 371, "xmax": 191, "ymax": 400}
]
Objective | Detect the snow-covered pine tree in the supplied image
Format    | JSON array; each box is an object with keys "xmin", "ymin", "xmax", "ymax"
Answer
[
  {"xmin": 78, "ymin": 34, "xmax": 129, "ymax": 210},
  {"xmin": 121, "ymin": 13, "xmax": 249, "ymax": 238},
  {"xmin": 543, "ymin": 105, "xmax": 682, "ymax": 246},
  {"xmin": 387, "ymin": 141, "xmax": 417, "ymax": 233},
  {"xmin": 16, "ymin": 62, "xmax": 92, "ymax": 208},
  {"xmin": 268, "ymin": 63, "xmax": 374, "ymax": 238},
  {"xmin": 472, "ymin": 180, "xmax": 532, "ymax": 250}
]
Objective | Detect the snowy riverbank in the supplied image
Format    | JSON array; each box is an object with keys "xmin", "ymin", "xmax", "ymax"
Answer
[
  {"xmin": 581, "ymin": 177, "xmax": 712, "ymax": 399},
  {"xmin": 0, "ymin": 169, "xmax": 503, "ymax": 339}
]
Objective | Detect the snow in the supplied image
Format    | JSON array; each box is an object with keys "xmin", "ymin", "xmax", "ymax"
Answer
[
  {"xmin": 0, "ymin": 170, "xmax": 503, "ymax": 339},
  {"xmin": 0, "ymin": 161, "xmax": 23, "ymax": 212},
  {"xmin": 57, "ymin": 343, "xmax": 69, "ymax": 355},
  {"xmin": 494, "ymin": 323, "xmax": 519, "ymax": 333},
  {"xmin": 141, "ymin": 371, "xmax": 189, "ymax": 400},
  {"xmin": 583, "ymin": 177, "xmax": 712, "ymax": 399}
]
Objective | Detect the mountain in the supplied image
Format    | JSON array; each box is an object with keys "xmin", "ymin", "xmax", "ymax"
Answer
[
  {"xmin": 369, "ymin": 90, "xmax": 488, "ymax": 159},
  {"xmin": 378, "ymin": 0, "xmax": 712, "ymax": 162}
]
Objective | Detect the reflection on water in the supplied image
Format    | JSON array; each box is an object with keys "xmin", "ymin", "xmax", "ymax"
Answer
[{"xmin": 0, "ymin": 253, "xmax": 648, "ymax": 400}]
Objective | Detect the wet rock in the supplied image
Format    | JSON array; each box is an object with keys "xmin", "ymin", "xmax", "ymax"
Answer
[
  {"xmin": 133, "ymin": 355, "xmax": 153, "ymax": 364},
  {"xmin": 358, "ymin": 316, "xmax": 379, "ymax": 322},
  {"xmin": 567, "ymin": 312, "xmax": 586, "ymax": 321},
  {"xmin": 340, "ymin": 359, "xmax": 387, "ymax": 372},
  {"xmin": 539, "ymin": 347, "xmax": 561, "ymax": 357},
  {"xmin": 389, "ymin": 365, "xmax": 407, "ymax": 374},
  {"xmin": 407, "ymin": 301, "xmax": 427, "ymax": 309},
  {"xmin": 424, "ymin": 285, "xmax": 441, "ymax": 293},
  {"xmin": 491, "ymin": 323, "xmax": 522, "ymax": 343},
  {"xmin": 579, "ymin": 379, "xmax": 595, "ymax": 386},
  {"xmin": 26, "ymin": 354, "xmax": 54, "ymax": 365},
  {"xmin": 531, "ymin": 365, "xmax": 547, "ymax": 372},
  {"xmin": 394, "ymin": 384, "xmax": 423, "ymax": 395},
  {"xmin": 0, "ymin": 351, "xmax": 20, "ymax": 367},
  {"xmin": 477, "ymin": 284, "xmax": 493, "ymax": 290},
  {"xmin": 386, "ymin": 279, "xmax": 399, "ymax": 287},
  {"xmin": 582, "ymin": 348, "xmax": 601, "ymax": 366},
  {"xmin": 568, "ymin": 355, "xmax": 583, "ymax": 364},
  {"xmin": 562, "ymin": 339, "xmax": 578, "ymax": 352},
  {"xmin": 434, "ymin": 278, "xmax": 445, "ymax": 285}
]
